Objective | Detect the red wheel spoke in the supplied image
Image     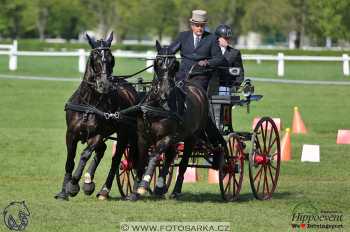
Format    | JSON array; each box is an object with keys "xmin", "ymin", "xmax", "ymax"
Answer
[
  {"xmin": 264, "ymin": 166, "xmax": 270, "ymax": 194},
  {"xmin": 231, "ymin": 177, "xmax": 235, "ymax": 196},
  {"xmin": 224, "ymin": 174, "xmax": 233, "ymax": 193},
  {"xmin": 254, "ymin": 165, "xmax": 264, "ymax": 182},
  {"xmin": 256, "ymin": 167, "xmax": 263, "ymax": 193},
  {"xmin": 120, "ymin": 173, "xmax": 126, "ymax": 191},
  {"xmin": 119, "ymin": 169, "xmax": 126, "ymax": 178},
  {"xmin": 127, "ymin": 172, "xmax": 133, "ymax": 194},
  {"xmin": 260, "ymin": 123, "xmax": 268, "ymax": 153},
  {"xmin": 234, "ymin": 175, "xmax": 239, "ymax": 190},
  {"xmin": 268, "ymin": 165, "xmax": 275, "ymax": 186},
  {"xmin": 262, "ymin": 166, "xmax": 266, "ymax": 195},
  {"xmin": 125, "ymin": 172, "xmax": 130, "ymax": 195},
  {"xmin": 267, "ymin": 136, "xmax": 277, "ymax": 155},
  {"xmin": 270, "ymin": 163, "xmax": 277, "ymax": 170},
  {"xmin": 271, "ymin": 152, "xmax": 278, "ymax": 158},
  {"xmin": 254, "ymin": 136, "xmax": 263, "ymax": 154},
  {"xmin": 258, "ymin": 126, "xmax": 265, "ymax": 152}
]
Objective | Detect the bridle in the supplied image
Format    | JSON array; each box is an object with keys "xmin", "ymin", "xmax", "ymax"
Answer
[
  {"xmin": 83, "ymin": 46, "xmax": 115, "ymax": 90},
  {"xmin": 152, "ymin": 54, "xmax": 178, "ymax": 97}
]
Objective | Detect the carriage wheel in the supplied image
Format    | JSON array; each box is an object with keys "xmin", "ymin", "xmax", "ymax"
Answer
[
  {"xmin": 249, "ymin": 117, "xmax": 281, "ymax": 200},
  {"xmin": 219, "ymin": 134, "xmax": 245, "ymax": 201},
  {"xmin": 116, "ymin": 147, "xmax": 136, "ymax": 198},
  {"xmin": 116, "ymin": 150, "xmax": 174, "ymax": 197}
]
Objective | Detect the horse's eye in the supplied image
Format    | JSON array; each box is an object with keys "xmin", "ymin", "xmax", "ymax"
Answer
[{"xmin": 92, "ymin": 51, "xmax": 99, "ymax": 58}]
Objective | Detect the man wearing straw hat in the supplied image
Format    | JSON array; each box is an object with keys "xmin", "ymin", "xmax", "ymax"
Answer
[
  {"xmin": 169, "ymin": 10, "xmax": 225, "ymax": 169},
  {"xmin": 170, "ymin": 9, "xmax": 224, "ymax": 91}
]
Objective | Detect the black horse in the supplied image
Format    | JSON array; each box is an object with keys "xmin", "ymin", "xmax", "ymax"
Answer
[
  {"xmin": 131, "ymin": 41, "xmax": 210, "ymax": 199},
  {"xmin": 55, "ymin": 32, "xmax": 139, "ymax": 200}
]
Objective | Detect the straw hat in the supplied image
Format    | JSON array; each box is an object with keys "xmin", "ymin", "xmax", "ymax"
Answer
[{"xmin": 189, "ymin": 10, "xmax": 207, "ymax": 24}]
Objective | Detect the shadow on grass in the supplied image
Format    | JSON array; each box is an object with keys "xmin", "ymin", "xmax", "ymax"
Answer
[
  {"xmin": 101, "ymin": 190, "xmax": 293, "ymax": 203},
  {"xmin": 169, "ymin": 191, "xmax": 293, "ymax": 203}
]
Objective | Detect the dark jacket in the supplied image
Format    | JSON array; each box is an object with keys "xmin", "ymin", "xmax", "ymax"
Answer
[
  {"xmin": 170, "ymin": 31, "xmax": 224, "ymax": 77},
  {"xmin": 219, "ymin": 45, "xmax": 244, "ymax": 87}
]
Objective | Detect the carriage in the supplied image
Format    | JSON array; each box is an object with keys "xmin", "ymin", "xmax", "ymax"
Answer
[
  {"xmin": 114, "ymin": 68, "xmax": 281, "ymax": 201},
  {"xmin": 57, "ymin": 34, "xmax": 280, "ymax": 202}
]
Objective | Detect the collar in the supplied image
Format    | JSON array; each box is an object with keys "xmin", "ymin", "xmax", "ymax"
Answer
[
  {"xmin": 193, "ymin": 33, "xmax": 202, "ymax": 40},
  {"xmin": 220, "ymin": 46, "xmax": 226, "ymax": 55}
]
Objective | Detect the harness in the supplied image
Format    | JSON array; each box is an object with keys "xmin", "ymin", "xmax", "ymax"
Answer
[
  {"xmin": 65, "ymin": 102, "xmax": 136, "ymax": 125},
  {"xmin": 66, "ymin": 52, "xmax": 184, "ymax": 139}
]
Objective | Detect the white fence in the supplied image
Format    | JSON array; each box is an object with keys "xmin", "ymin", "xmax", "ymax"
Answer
[{"xmin": 0, "ymin": 40, "xmax": 349, "ymax": 76}]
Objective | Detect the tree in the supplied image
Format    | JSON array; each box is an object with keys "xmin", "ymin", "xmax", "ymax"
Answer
[
  {"xmin": 81, "ymin": 0, "xmax": 117, "ymax": 37},
  {"xmin": 307, "ymin": 0, "xmax": 350, "ymax": 45},
  {"xmin": 241, "ymin": 0, "xmax": 293, "ymax": 35},
  {"xmin": 0, "ymin": 0, "xmax": 26, "ymax": 38},
  {"xmin": 148, "ymin": 0, "xmax": 178, "ymax": 41}
]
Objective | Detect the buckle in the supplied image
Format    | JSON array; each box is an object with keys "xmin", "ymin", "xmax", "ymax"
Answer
[
  {"xmin": 176, "ymin": 80, "xmax": 184, "ymax": 88},
  {"xmin": 113, "ymin": 112, "xmax": 120, "ymax": 119}
]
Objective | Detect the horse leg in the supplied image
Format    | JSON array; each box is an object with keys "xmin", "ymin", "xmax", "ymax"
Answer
[
  {"xmin": 96, "ymin": 135, "xmax": 128, "ymax": 200},
  {"xmin": 82, "ymin": 142, "xmax": 107, "ymax": 196},
  {"xmin": 170, "ymin": 137, "xmax": 195, "ymax": 199},
  {"xmin": 137, "ymin": 136, "xmax": 172, "ymax": 196},
  {"xmin": 125, "ymin": 134, "xmax": 148, "ymax": 201},
  {"xmin": 154, "ymin": 146, "xmax": 176, "ymax": 197},
  {"xmin": 66, "ymin": 136, "xmax": 101, "ymax": 197},
  {"xmin": 55, "ymin": 132, "xmax": 78, "ymax": 201}
]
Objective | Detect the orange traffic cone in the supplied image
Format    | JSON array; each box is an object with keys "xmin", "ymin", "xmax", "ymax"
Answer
[
  {"xmin": 292, "ymin": 106, "xmax": 307, "ymax": 134},
  {"xmin": 208, "ymin": 169, "xmax": 219, "ymax": 184},
  {"xmin": 281, "ymin": 128, "xmax": 292, "ymax": 161}
]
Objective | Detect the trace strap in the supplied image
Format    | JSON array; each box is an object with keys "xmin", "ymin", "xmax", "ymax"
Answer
[{"xmin": 65, "ymin": 102, "xmax": 136, "ymax": 123}]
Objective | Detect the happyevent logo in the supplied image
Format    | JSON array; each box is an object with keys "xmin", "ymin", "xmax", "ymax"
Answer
[{"xmin": 291, "ymin": 201, "xmax": 344, "ymax": 230}]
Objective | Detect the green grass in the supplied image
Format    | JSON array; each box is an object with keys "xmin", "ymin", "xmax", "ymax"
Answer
[{"xmin": 0, "ymin": 70, "xmax": 349, "ymax": 232}]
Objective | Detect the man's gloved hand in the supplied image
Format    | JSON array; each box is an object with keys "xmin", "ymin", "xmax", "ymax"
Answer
[{"xmin": 198, "ymin": 59, "xmax": 209, "ymax": 67}]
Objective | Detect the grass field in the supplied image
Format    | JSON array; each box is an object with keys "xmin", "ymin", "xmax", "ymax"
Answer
[{"xmin": 0, "ymin": 56, "xmax": 350, "ymax": 232}]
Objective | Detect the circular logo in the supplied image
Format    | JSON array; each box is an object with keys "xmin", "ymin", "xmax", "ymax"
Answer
[
  {"xmin": 120, "ymin": 223, "xmax": 129, "ymax": 231},
  {"xmin": 3, "ymin": 201, "xmax": 30, "ymax": 231}
]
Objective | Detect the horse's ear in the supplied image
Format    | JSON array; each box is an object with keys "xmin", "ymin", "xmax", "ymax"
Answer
[
  {"xmin": 86, "ymin": 33, "xmax": 96, "ymax": 49},
  {"xmin": 106, "ymin": 31, "xmax": 113, "ymax": 47},
  {"xmin": 170, "ymin": 42, "xmax": 180, "ymax": 54},
  {"xmin": 155, "ymin": 40, "xmax": 162, "ymax": 53}
]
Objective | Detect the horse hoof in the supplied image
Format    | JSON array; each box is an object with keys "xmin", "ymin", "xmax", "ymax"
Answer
[
  {"xmin": 66, "ymin": 181, "xmax": 80, "ymax": 197},
  {"xmin": 54, "ymin": 191, "xmax": 69, "ymax": 201},
  {"xmin": 125, "ymin": 193, "xmax": 140, "ymax": 201},
  {"xmin": 137, "ymin": 187, "xmax": 147, "ymax": 195},
  {"xmin": 154, "ymin": 186, "xmax": 167, "ymax": 196},
  {"xmin": 170, "ymin": 192, "xmax": 181, "ymax": 199},
  {"xmin": 83, "ymin": 182, "xmax": 95, "ymax": 196},
  {"xmin": 96, "ymin": 186, "xmax": 109, "ymax": 200},
  {"xmin": 98, "ymin": 195, "xmax": 108, "ymax": 200}
]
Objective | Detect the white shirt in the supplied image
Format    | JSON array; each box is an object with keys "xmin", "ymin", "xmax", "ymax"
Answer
[{"xmin": 220, "ymin": 46, "xmax": 226, "ymax": 55}]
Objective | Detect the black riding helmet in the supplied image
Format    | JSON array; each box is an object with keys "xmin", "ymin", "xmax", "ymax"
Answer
[{"xmin": 215, "ymin": 24, "xmax": 232, "ymax": 38}]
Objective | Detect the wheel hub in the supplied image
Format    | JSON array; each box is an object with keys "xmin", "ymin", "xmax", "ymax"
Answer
[
  {"xmin": 120, "ymin": 159, "xmax": 133, "ymax": 171},
  {"xmin": 254, "ymin": 154, "xmax": 269, "ymax": 165}
]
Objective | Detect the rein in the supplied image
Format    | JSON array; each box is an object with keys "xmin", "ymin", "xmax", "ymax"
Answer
[{"xmin": 112, "ymin": 64, "xmax": 154, "ymax": 80}]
